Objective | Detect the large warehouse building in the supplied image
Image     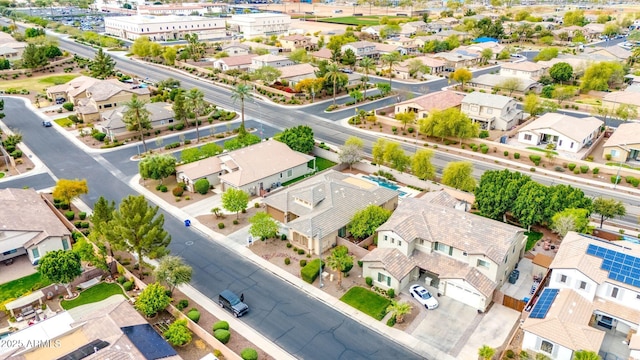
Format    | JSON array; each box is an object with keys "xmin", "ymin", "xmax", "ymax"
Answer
[{"xmin": 104, "ymin": 15, "xmax": 226, "ymax": 41}]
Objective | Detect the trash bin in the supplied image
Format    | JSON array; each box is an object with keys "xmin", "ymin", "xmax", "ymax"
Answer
[
  {"xmin": 184, "ymin": 219, "xmax": 191, "ymax": 227},
  {"xmin": 508, "ymin": 271, "xmax": 518, "ymax": 284},
  {"xmin": 513, "ymin": 269, "xmax": 520, "ymax": 280}
]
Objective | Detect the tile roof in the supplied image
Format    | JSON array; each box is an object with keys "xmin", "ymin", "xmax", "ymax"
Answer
[
  {"xmin": 397, "ymin": 90, "xmax": 464, "ymax": 113},
  {"xmin": 252, "ymin": 54, "xmax": 289, "ymax": 62},
  {"xmin": 603, "ymin": 122, "xmax": 640, "ymax": 147},
  {"xmin": 221, "ymin": 42, "xmax": 251, "ymax": 51},
  {"xmin": 398, "ymin": 56, "xmax": 446, "ymax": 68},
  {"xmin": 462, "ymin": 91, "xmax": 514, "ymax": 109},
  {"xmin": 216, "ymin": 54, "xmax": 257, "ymax": 67},
  {"xmin": 310, "ymin": 48, "xmax": 332, "ymax": 60},
  {"xmin": 344, "ymin": 41, "xmax": 377, "ymax": 49},
  {"xmin": 82, "ymin": 79, "xmax": 149, "ymax": 102},
  {"xmin": 500, "ymin": 61, "xmax": 546, "ymax": 72},
  {"xmin": 518, "ymin": 113, "xmax": 603, "ymax": 143},
  {"xmin": 0, "ymin": 188, "xmax": 70, "ymax": 250},
  {"xmin": 361, "ymin": 248, "xmax": 416, "ymax": 279},
  {"xmin": 375, "ymin": 43, "xmax": 401, "ymax": 53},
  {"xmin": 176, "ymin": 156, "xmax": 223, "ymax": 180},
  {"xmin": 603, "ymin": 90, "xmax": 640, "ymax": 107},
  {"xmin": 101, "ymin": 102, "xmax": 175, "ymax": 131},
  {"xmin": 281, "ymin": 34, "xmax": 309, "ymax": 41},
  {"xmin": 263, "ymin": 170, "xmax": 398, "ymax": 238},
  {"xmin": 278, "ymin": 63, "xmax": 316, "ymax": 79},
  {"xmin": 593, "ymin": 296, "xmax": 640, "ymax": 326},
  {"xmin": 522, "ymin": 288, "xmax": 605, "ymax": 352},
  {"xmin": 469, "ymin": 74, "xmax": 538, "ymax": 92}
]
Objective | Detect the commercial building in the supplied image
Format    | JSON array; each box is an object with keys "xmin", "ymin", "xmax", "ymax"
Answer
[
  {"xmin": 227, "ymin": 13, "xmax": 291, "ymax": 38},
  {"xmin": 104, "ymin": 15, "xmax": 225, "ymax": 41}
]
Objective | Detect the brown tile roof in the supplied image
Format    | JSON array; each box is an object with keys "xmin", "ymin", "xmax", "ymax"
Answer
[
  {"xmin": 85, "ymin": 79, "xmax": 150, "ymax": 102},
  {"xmin": 593, "ymin": 296, "xmax": 640, "ymax": 326},
  {"xmin": 375, "ymin": 43, "xmax": 401, "ymax": 53},
  {"xmin": 519, "ymin": 112, "xmax": 603, "ymax": 144},
  {"xmin": 278, "ymin": 63, "xmax": 316, "ymax": 79},
  {"xmin": 361, "ymin": 248, "xmax": 416, "ymax": 279},
  {"xmin": 603, "ymin": 91, "xmax": 640, "ymax": 107},
  {"xmin": 176, "ymin": 156, "xmax": 223, "ymax": 180},
  {"xmin": 522, "ymin": 288, "xmax": 605, "ymax": 352},
  {"xmin": 500, "ymin": 61, "xmax": 545, "ymax": 72},
  {"xmin": 217, "ymin": 54, "xmax": 257, "ymax": 67},
  {"xmin": 397, "ymin": 91, "xmax": 464, "ymax": 113},
  {"xmin": 603, "ymin": 122, "xmax": 640, "ymax": 147},
  {"xmin": 281, "ymin": 34, "xmax": 309, "ymax": 41},
  {"xmin": 310, "ymin": 48, "xmax": 332, "ymax": 60},
  {"xmin": 398, "ymin": 56, "xmax": 446, "ymax": 69}
]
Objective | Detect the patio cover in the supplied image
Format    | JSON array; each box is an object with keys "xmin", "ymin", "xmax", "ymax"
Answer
[{"xmin": 5, "ymin": 290, "xmax": 44, "ymax": 311}]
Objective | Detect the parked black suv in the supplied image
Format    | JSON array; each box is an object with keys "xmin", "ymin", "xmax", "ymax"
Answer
[{"xmin": 218, "ymin": 289, "xmax": 249, "ymax": 317}]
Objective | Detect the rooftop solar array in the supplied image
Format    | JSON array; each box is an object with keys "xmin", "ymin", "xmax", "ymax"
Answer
[
  {"xmin": 529, "ymin": 288, "xmax": 559, "ymax": 319},
  {"xmin": 121, "ymin": 324, "xmax": 177, "ymax": 360},
  {"xmin": 57, "ymin": 339, "xmax": 109, "ymax": 360},
  {"xmin": 586, "ymin": 244, "xmax": 640, "ymax": 288}
]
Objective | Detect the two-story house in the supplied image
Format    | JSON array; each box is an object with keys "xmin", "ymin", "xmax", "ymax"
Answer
[
  {"xmin": 394, "ymin": 91, "xmax": 464, "ymax": 118},
  {"xmin": 341, "ymin": 41, "xmax": 379, "ymax": 60},
  {"xmin": 73, "ymin": 79, "xmax": 151, "ymax": 123},
  {"xmin": 250, "ymin": 54, "xmax": 294, "ymax": 71},
  {"xmin": 399, "ymin": 21, "xmax": 427, "ymax": 37},
  {"xmin": 517, "ymin": 113, "xmax": 603, "ymax": 153},
  {"xmin": 263, "ymin": 170, "xmax": 398, "ymax": 256},
  {"xmin": 394, "ymin": 56, "xmax": 447, "ymax": 79},
  {"xmin": 499, "ymin": 61, "xmax": 547, "ymax": 80},
  {"xmin": 461, "ymin": 91, "xmax": 523, "ymax": 131},
  {"xmin": 280, "ymin": 34, "xmax": 313, "ymax": 52},
  {"xmin": 220, "ymin": 43, "xmax": 251, "ymax": 56},
  {"xmin": 361, "ymin": 191, "xmax": 526, "ymax": 311},
  {"xmin": 522, "ymin": 232, "xmax": 640, "ymax": 360}
]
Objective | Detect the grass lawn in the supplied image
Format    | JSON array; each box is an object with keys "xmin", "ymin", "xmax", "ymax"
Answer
[
  {"xmin": 0, "ymin": 172, "xmax": 4, "ymax": 178},
  {"xmin": 60, "ymin": 282, "xmax": 125, "ymax": 310},
  {"xmin": 340, "ymin": 286, "xmax": 391, "ymax": 320},
  {"xmin": 0, "ymin": 73, "xmax": 80, "ymax": 92},
  {"xmin": 606, "ymin": 162, "xmax": 640, "ymax": 171},
  {"xmin": 0, "ymin": 272, "xmax": 52, "ymax": 303},
  {"xmin": 282, "ymin": 157, "xmax": 337, "ymax": 186},
  {"xmin": 318, "ymin": 15, "xmax": 408, "ymax": 26},
  {"xmin": 54, "ymin": 117, "xmax": 75, "ymax": 127},
  {"xmin": 525, "ymin": 231, "xmax": 543, "ymax": 251},
  {"xmin": 526, "ymin": 147, "xmax": 558, "ymax": 155}
]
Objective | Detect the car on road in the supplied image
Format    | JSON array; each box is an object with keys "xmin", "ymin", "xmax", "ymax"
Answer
[
  {"xmin": 42, "ymin": 121, "xmax": 52, "ymax": 127},
  {"xmin": 409, "ymin": 284, "xmax": 438, "ymax": 310},
  {"xmin": 340, "ymin": 68, "xmax": 353, "ymax": 74},
  {"xmin": 218, "ymin": 289, "xmax": 249, "ymax": 317}
]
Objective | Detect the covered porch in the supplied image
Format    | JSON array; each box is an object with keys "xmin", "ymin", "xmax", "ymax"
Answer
[{"xmin": 5, "ymin": 290, "xmax": 45, "ymax": 319}]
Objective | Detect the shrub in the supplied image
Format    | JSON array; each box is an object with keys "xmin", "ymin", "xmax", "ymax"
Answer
[
  {"xmin": 159, "ymin": 185, "xmax": 168, "ymax": 192},
  {"xmin": 172, "ymin": 186, "xmax": 184, "ymax": 197},
  {"xmin": 626, "ymin": 176, "xmax": 636, "ymax": 184},
  {"xmin": 280, "ymin": 234, "xmax": 287, "ymax": 240},
  {"xmin": 358, "ymin": 260, "xmax": 363, "ymax": 267},
  {"xmin": 233, "ymin": 220, "xmax": 239, "ymax": 225},
  {"xmin": 62, "ymin": 102, "xmax": 74, "ymax": 111},
  {"xmin": 213, "ymin": 320, "xmax": 229, "ymax": 331},
  {"xmin": 529, "ymin": 154, "xmax": 541, "ymax": 165},
  {"xmin": 387, "ymin": 288, "xmax": 395, "ymax": 298},
  {"xmin": 530, "ymin": 167, "xmax": 536, "ymax": 172},
  {"xmin": 164, "ymin": 142, "xmax": 180, "ymax": 150},
  {"xmin": 611, "ymin": 176, "xmax": 622, "ymax": 184},
  {"xmin": 479, "ymin": 130, "xmax": 489, "ymax": 139},
  {"xmin": 117, "ymin": 275, "xmax": 126, "ymax": 284},
  {"xmin": 573, "ymin": 168, "xmax": 580, "ymax": 174},
  {"xmin": 79, "ymin": 212, "xmax": 87, "ymax": 220},
  {"xmin": 514, "ymin": 153, "xmax": 520, "ymax": 159},
  {"xmin": 580, "ymin": 165, "xmax": 589, "ymax": 174},
  {"xmin": 164, "ymin": 319, "xmax": 192, "ymax": 346},
  {"xmin": 567, "ymin": 163, "xmax": 576, "ymax": 171},
  {"xmin": 605, "ymin": 153, "xmax": 612, "ymax": 161},
  {"xmin": 241, "ymin": 348, "xmax": 259, "ymax": 360},
  {"xmin": 255, "ymin": 202, "xmax": 260, "ymax": 208},
  {"xmin": 194, "ymin": 178, "xmax": 209, "ymax": 194},
  {"xmin": 366, "ymin": 277, "xmax": 373, "ymax": 286},
  {"xmin": 218, "ymin": 223, "xmax": 225, "ymax": 229},
  {"xmin": 10, "ymin": 150, "xmax": 22, "ymax": 158},
  {"xmin": 123, "ymin": 281, "xmax": 134, "ymax": 291},
  {"xmin": 187, "ymin": 309, "xmax": 201, "ymax": 323},
  {"xmin": 503, "ymin": 151, "xmax": 509, "ymax": 156},
  {"xmin": 65, "ymin": 211, "xmax": 75, "ymax": 220},
  {"xmin": 386, "ymin": 314, "xmax": 396, "ymax": 327},
  {"xmin": 177, "ymin": 299, "xmax": 189, "ymax": 311},
  {"xmin": 286, "ymin": 242, "xmax": 292, "ymax": 248},
  {"xmin": 213, "ymin": 329, "xmax": 231, "ymax": 344},
  {"xmin": 299, "ymin": 259, "xmax": 307, "ymax": 267},
  {"xmin": 632, "ymin": 178, "xmax": 640, "ymax": 187},
  {"xmin": 92, "ymin": 132, "xmax": 107, "ymax": 141},
  {"xmin": 481, "ymin": 146, "xmax": 489, "ymax": 154},
  {"xmin": 284, "ymin": 257, "xmax": 291, "ymax": 265},
  {"xmin": 297, "ymin": 249, "xmax": 305, "ymax": 255},
  {"xmin": 593, "ymin": 167, "xmax": 600, "ymax": 174},
  {"xmin": 300, "ymin": 259, "xmax": 325, "ymax": 284}
]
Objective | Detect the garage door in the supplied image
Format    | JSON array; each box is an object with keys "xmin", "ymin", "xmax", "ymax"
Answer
[{"xmin": 444, "ymin": 281, "xmax": 484, "ymax": 310}]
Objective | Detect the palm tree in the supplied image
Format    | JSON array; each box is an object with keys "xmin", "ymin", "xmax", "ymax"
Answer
[
  {"xmin": 359, "ymin": 57, "xmax": 376, "ymax": 100},
  {"xmin": 185, "ymin": 88, "xmax": 204, "ymax": 143},
  {"xmin": 324, "ymin": 245, "xmax": 353, "ymax": 288},
  {"xmin": 123, "ymin": 95, "xmax": 152, "ymax": 153},
  {"xmin": 230, "ymin": 84, "xmax": 253, "ymax": 135},
  {"xmin": 325, "ymin": 63, "xmax": 342, "ymax": 106},
  {"xmin": 386, "ymin": 301, "xmax": 412, "ymax": 323},
  {"xmin": 477, "ymin": 345, "xmax": 495, "ymax": 360},
  {"xmin": 572, "ymin": 350, "xmax": 601, "ymax": 360},
  {"xmin": 381, "ymin": 51, "xmax": 401, "ymax": 88}
]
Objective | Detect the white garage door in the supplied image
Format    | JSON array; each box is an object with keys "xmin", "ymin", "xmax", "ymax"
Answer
[{"xmin": 444, "ymin": 281, "xmax": 484, "ymax": 310}]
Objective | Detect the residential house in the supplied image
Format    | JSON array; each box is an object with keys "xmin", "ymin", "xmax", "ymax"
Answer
[
  {"xmin": 582, "ymin": 23, "xmax": 605, "ymax": 39},
  {"xmin": 240, "ymin": 41, "xmax": 281, "ymax": 56},
  {"xmin": 461, "ymin": 92, "xmax": 523, "ymax": 131},
  {"xmin": 399, "ymin": 21, "xmax": 427, "ymax": 37},
  {"xmin": 517, "ymin": 113, "xmax": 603, "ymax": 153},
  {"xmin": 431, "ymin": 30, "xmax": 472, "ymax": 42},
  {"xmin": 0, "ymin": 188, "xmax": 72, "ymax": 266},
  {"xmin": 175, "ymin": 139, "xmax": 314, "ymax": 195},
  {"xmin": 74, "ymin": 80, "xmax": 151, "ymax": 122},
  {"xmin": 361, "ymin": 191, "xmax": 526, "ymax": 311},
  {"xmin": 536, "ymin": 57, "xmax": 589, "ymax": 76},
  {"xmin": 522, "ymin": 232, "xmax": 640, "ymax": 359},
  {"xmin": 385, "ymin": 37, "xmax": 419, "ymax": 54},
  {"xmin": 221, "ymin": 42, "xmax": 251, "ymax": 56},
  {"xmin": 582, "ymin": 46, "xmax": 632, "ymax": 62},
  {"xmin": 280, "ymin": 34, "xmax": 313, "ymax": 51},
  {"xmin": 262, "ymin": 170, "xmax": 398, "ymax": 255},
  {"xmin": 413, "ymin": 35, "xmax": 438, "ymax": 48},
  {"xmin": 432, "ymin": 50, "xmax": 479, "ymax": 70},
  {"xmin": 213, "ymin": 54, "xmax": 257, "ymax": 71},
  {"xmin": 425, "ymin": 20, "xmax": 452, "ymax": 33},
  {"xmin": 601, "ymin": 122, "xmax": 640, "ymax": 162},
  {"xmin": 394, "ymin": 91, "xmax": 464, "ymax": 119},
  {"xmin": 499, "ymin": 61, "xmax": 547, "ymax": 80},
  {"xmin": 250, "ymin": 54, "xmax": 294, "ymax": 71},
  {"xmin": 341, "ymin": 41, "xmax": 379, "ymax": 60},
  {"xmin": 602, "ymin": 90, "xmax": 640, "ymax": 111},
  {"xmin": 462, "ymin": 41, "xmax": 505, "ymax": 57},
  {"xmin": 99, "ymin": 102, "xmax": 175, "ymax": 141},
  {"xmin": 227, "ymin": 13, "xmax": 291, "ymax": 38},
  {"xmin": 362, "ymin": 25, "xmax": 383, "ymax": 39},
  {"xmin": 310, "ymin": 47, "xmax": 332, "ymax": 61},
  {"xmin": 0, "ymin": 32, "xmax": 26, "ymax": 60},
  {"xmin": 394, "ymin": 56, "xmax": 446, "ymax": 79},
  {"xmin": 553, "ymin": 25, "xmax": 586, "ymax": 41},
  {"xmin": 46, "ymin": 75, "xmax": 101, "ymax": 104},
  {"xmin": 375, "ymin": 43, "xmax": 406, "ymax": 56},
  {"xmin": 467, "ymin": 74, "xmax": 542, "ymax": 94},
  {"xmin": 278, "ymin": 63, "xmax": 316, "ymax": 86}
]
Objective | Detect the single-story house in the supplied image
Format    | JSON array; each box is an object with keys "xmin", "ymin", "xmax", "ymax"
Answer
[
  {"xmin": 99, "ymin": 102, "xmax": 175, "ymax": 141},
  {"xmin": 277, "ymin": 63, "xmax": 316, "ymax": 86},
  {"xmin": 582, "ymin": 46, "xmax": 632, "ymax": 62},
  {"xmin": 262, "ymin": 170, "xmax": 398, "ymax": 255},
  {"xmin": 221, "ymin": 42, "xmax": 251, "ymax": 56},
  {"xmin": 213, "ymin": 54, "xmax": 257, "ymax": 71},
  {"xmin": 0, "ymin": 188, "xmax": 72, "ymax": 267},
  {"xmin": 394, "ymin": 56, "xmax": 446, "ymax": 79},
  {"xmin": 175, "ymin": 139, "xmax": 314, "ymax": 195},
  {"xmin": 394, "ymin": 91, "xmax": 464, "ymax": 119},
  {"xmin": 499, "ymin": 61, "xmax": 547, "ymax": 80},
  {"xmin": 430, "ymin": 30, "xmax": 472, "ymax": 42},
  {"xmin": 602, "ymin": 90, "xmax": 640, "ymax": 109},
  {"xmin": 517, "ymin": 113, "xmax": 603, "ymax": 153},
  {"xmin": 240, "ymin": 41, "xmax": 281, "ymax": 55},
  {"xmin": 461, "ymin": 91, "xmax": 523, "ymax": 131},
  {"xmin": 310, "ymin": 48, "xmax": 332, "ymax": 61},
  {"xmin": 432, "ymin": 50, "xmax": 479, "ymax": 70},
  {"xmin": 467, "ymin": 74, "xmax": 542, "ymax": 94},
  {"xmin": 250, "ymin": 54, "xmax": 294, "ymax": 70},
  {"xmin": 601, "ymin": 122, "xmax": 640, "ymax": 162}
]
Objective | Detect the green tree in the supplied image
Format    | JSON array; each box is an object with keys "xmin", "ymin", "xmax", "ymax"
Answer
[
  {"xmin": 89, "ymin": 196, "xmax": 116, "ymax": 262},
  {"xmin": 252, "ymin": 65, "xmax": 281, "ymax": 85},
  {"xmin": 549, "ymin": 62, "xmax": 573, "ymax": 84},
  {"xmin": 185, "ymin": 88, "xmax": 205, "ymax": 143},
  {"xmin": 572, "ymin": 350, "xmax": 601, "ymax": 360},
  {"xmin": 615, "ymin": 104, "xmax": 638, "ymax": 122},
  {"xmin": 551, "ymin": 208, "xmax": 590, "ymax": 238},
  {"xmin": 249, "ymin": 211, "xmax": 279, "ymax": 240},
  {"xmin": 164, "ymin": 319, "xmax": 192, "ymax": 346},
  {"xmin": 372, "ymin": 138, "xmax": 387, "ymax": 166},
  {"xmin": 450, "ymin": 68, "xmax": 472, "ymax": 90},
  {"xmin": 38, "ymin": 250, "xmax": 82, "ymax": 298},
  {"xmin": 21, "ymin": 43, "xmax": 47, "ymax": 69},
  {"xmin": 231, "ymin": 84, "xmax": 253, "ymax": 135},
  {"xmin": 135, "ymin": 282, "xmax": 170, "ymax": 317},
  {"xmin": 89, "ymin": 48, "xmax": 115, "ymax": 79},
  {"xmin": 139, "ymin": 155, "xmax": 176, "ymax": 184},
  {"xmin": 395, "ymin": 111, "xmax": 416, "ymax": 130},
  {"xmin": 603, "ymin": 23, "xmax": 620, "ymax": 37},
  {"xmin": 154, "ymin": 255, "xmax": 192, "ymax": 295},
  {"xmin": 341, "ymin": 48, "xmax": 356, "ymax": 67},
  {"xmin": 348, "ymin": 204, "xmax": 392, "ymax": 239},
  {"xmin": 411, "ymin": 149, "xmax": 436, "ymax": 180},
  {"xmin": 339, "ymin": 136, "xmax": 363, "ymax": 170},
  {"xmin": 162, "ymin": 46, "xmax": 177, "ymax": 65},
  {"xmin": 377, "ymin": 82, "xmax": 392, "ymax": 96},
  {"xmin": 419, "ymin": 108, "xmax": 478, "ymax": 143},
  {"xmin": 552, "ymin": 86, "xmax": 576, "ymax": 105},
  {"xmin": 543, "ymin": 184, "xmax": 592, "ymax": 224},
  {"xmin": 480, "ymin": 48, "xmax": 493, "ymax": 65},
  {"xmin": 580, "ymin": 61, "xmax": 625, "ymax": 92},
  {"xmin": 512, "ymin": 182, "xmax": 549, "ymax": 229},
  {"xmin": 53, "ymin": 178, "xmax": 88, "ymax": 207},
  {"xmin": 288, "ymin": 48, "xmax": 310, "ymax": 63},
  {"xmin": 533, "ymin": 47, "xmax": 559, "ymax": 62},
  {"xmin": 180, "ymin": 148, "xmax": 201, "ymax": 164},
  {"xmin": 383, "ymin": 141, "xmax": 410, "ymax": 172},
  {"xmin": 172, "ymin": 89, "xmax": 188, "ymax": 128},
  {"xmin": 563, "ymin": 10, "xmax": 586, "ymax": 26},
  {"xmin": 441, "ymin": 161, "xmax": 476, "ymax": 192},
  {"xmin": 325, "ymin": 63, "xmax": 342, "ymax": 106},
  {"xmin": 325, "ymin": 245, "xmax": 354, "ymax": 288},
  {"xmin": 499, "ymin": 77, "xmax": 522, "ymax": 96},
  {"xmin": 222, "ymin": 188, "xmax": 249, "ymax": 220},
  {"xmin": 277, "ymin": 125, "xmax": 314, "ymax": 153},
  {"xmin": 131, "ymin": 36, "xmax": 152, "ymax": 58},
  {"xmin": 201, "ymin": 143, "xmax": 222, "ymax": 157},
  {"xmin": 359, "ymin": 57, "xmax": 376, "ymax": 99},
  {"xmin": 386, "ymin": 301, "xmax": 412, "ymax": 323},
  {"xmin": 184, "ymin": 33, "xmax": 205, "ymax": 61},
  {"xmin": 107, "ymin": 195, "xmax": 171, "ymax": 278},
  {"xmin": 123, "ymin": 95, "xmax": 152, "ymax": 153},
  {"xmin": 474, "ymin": 169, "xmax": 531, "ymax": 221},
  {"xmin": 381, "ymin": 51, "xmax": 401, "ymax": 87},
  {"xmin": 478, "ymin": 345, "xmax": 496, "ymax": 360},
  {"xmin": 349, "ymin": 89, "xmax": 363, "ymax": 103},
  {"xmin": 592, "ymin": 197, "xmax": 626, "ymax": 228},
  {"xmin": 72, "ymin": 237, "xmax": 100, "ymax": 267},
  {"xmin": 407, "ymin": 58, "xmax": 430, "ymax": 78},
  {"xmin": 523, "ymin": 93, "xmax": 543, "ymax": 117}
]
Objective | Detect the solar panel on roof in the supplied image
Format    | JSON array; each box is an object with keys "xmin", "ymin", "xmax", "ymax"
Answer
[
  {"xmin": 529, "ymin": 288, "xmax": 559, "ymax": 319},
  {"xmin": 587, "ymin": 244, "xmax": 640, "ymax": 288},
  {"xmin": 57, "ymin": 339, "xmax": 109, "ymax": 360},
  {"xmin": 121, "ymin": 324, "xmax": 177, "ymax": 360}
]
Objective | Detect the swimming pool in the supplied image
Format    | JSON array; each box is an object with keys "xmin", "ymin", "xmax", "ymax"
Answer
[
  {"xmin": 362, "ymin": 175, "xmax": 408, "ymax": 197},
  {"xmin": 622, "ymin": 236, "xmax": 640, "ymax": 245}
]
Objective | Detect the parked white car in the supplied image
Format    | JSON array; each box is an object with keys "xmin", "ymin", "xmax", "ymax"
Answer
[{"xmin": 410, "ymin": 284, "xmax": 439, "ymax": 310}]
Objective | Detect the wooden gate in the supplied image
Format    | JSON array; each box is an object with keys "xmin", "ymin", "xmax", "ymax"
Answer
[{"xmin": 503, "ymin": 295, "xmax": 526, "ymax": 312}]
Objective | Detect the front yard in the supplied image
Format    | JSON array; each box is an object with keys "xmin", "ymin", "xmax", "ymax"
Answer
[{"xmin": 340, "ymin": 286, "xmax": 391, "ymax": 321}]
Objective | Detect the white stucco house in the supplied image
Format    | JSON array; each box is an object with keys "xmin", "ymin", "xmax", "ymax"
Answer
[
  {"xmin": 517, "ymin": 113, "xmax": 603, "ymax": 153},
  {"xmin": 499, "ymin": 61, "xmax": 547, "ymax": 80},
  {"xmin": 340, "ymin": 41, "xmax": 379, "ymax": 60},
  {"xmin": 461, "ymin": 91, "xmax": 523, "ymax": 131}
]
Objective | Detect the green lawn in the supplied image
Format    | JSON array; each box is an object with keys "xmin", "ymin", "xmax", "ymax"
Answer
[
  {"xmin": 0, "ymin": 73, "xmax": 80, "ymax": 92},
  {"xmin": 0, "ymin": 272, "xmax": 52, "ymax": 303},
  {"xmin": 282, "ymin": 157, "xmax": 337, "ymax": 186},
  {"xmin": 606, "ymin": 162, "xmax": 640, "ymax": 171},
  {"xmin": 60, "ymin": 282, "xmax": 125, "ymax": 310},
  {"xmin": 54, "ymin": 117, "xmax": 74, "ymax": 127},
  {"xmin": 526, "ymin": 147, "xmax": 559, "ymax": 155},
  {"xmin": 0, "ymin": 172, "xmax": 4, "ymax": 178},
  {"xmin": 318, "ymin": 15, "xmax": 411, "ymax": 26},
  {"xmin": 37, "ymin": 74, "xmax": 79, "ymax": 85},
  {"xmin": 340, "ymin": 286, "xmax": 391, "ymax": 320},
  {"xmin": 525, "ymin": 231, "xmax": 543, "ymax": 251}
]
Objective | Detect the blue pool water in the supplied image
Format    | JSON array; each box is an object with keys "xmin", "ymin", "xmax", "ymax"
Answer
[
  {"xmin": 362, "ymin": 175, "xmax": 408, "ymax": 197},
  {"xmin": 623, "ymin": 236, "xmax": 640, "ymax": 245}
]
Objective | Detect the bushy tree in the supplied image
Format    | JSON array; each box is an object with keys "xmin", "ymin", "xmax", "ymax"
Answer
[
  {"xmin": 164, "ymin": 319, "xmax": 192, "ymax": 346},
  {"xmin": 533, "ymin": 47, "xmax": 559, "ymax": 62},
  {"xmin": 194, "ymin": 178, "xmax": 210, "ymax": 194},
  {"xmin": 89, "ymin": 48, "xmax": 116, "ymax": 79},
  {"xmin": 383, "ymin": 141, "xmax": 411, "ymax": 172},
  {"xmin": 139, "ymin": 155, "xmax": 176, "ymax": 184},
  {"xmin": 154, "ymin": 255, "xmax": 192, "ymax": 295},
  {"xmin": 39, "ymin": 250, "xmax": 82, "ymax": 298},
  {"xmin": 543, "ymin": 184, "xmax": 592, "ymax": 224},
  {"xmin": 53, "ymin": 178, "xmax": 89, "ymax": 206},
  {"xmin": 348, "ymin": 205, "xmax": 392, "ymax": 239},
  {"xmin": 411, "ymin": 149, "xmax": 436, "ymax": 180},
  {"xmin": 277, "ymin": 125, "xmax": 314, "ymax": 153},
  {"xmin": 450, "ymin": 68, "xmax": 472, "ymax": 90},
  {"xmin": 339, "ymin": 136, "xmax": 363, "ymax": 170},
  {"xmin": 395, "ymin": 111, "xmax": 416, "ymax": 130},
  {"xmin": 512, "ymin": 182, "xmax": 549, "ymax": 230},
  {"xmin": 135, "ymin": 282, "xmax": 170, "ymax": 317},
  {"xmin": 551, "ymin": 208, "xmax": 590, "ymax": 238},
  {"xmin": 580, "ymin": 62, "xmax": 625, "ymax": 92},
  {"xmin": 548, "ymin": 62, "xmax": 573, "ymax": 84},
  {"xmin": 592, "ymin": 197, "xmax": 626, "ymax": 228},
  {"xmin": 249, "ymin": 212, "xmax": 279, "ymax": 240},
  {"xmin": 222, "ymin": 188, "xmax": 249, "ymax": 219},
  {"xmin": 419, "ymin": 108, "xmax": 478, "ymax": 143},
  {"xmin": 474, "ymin": 169, "xmax": 531, "ymax": 221},
  {"xmin": 441, "ymin": 161, "xmax": 476, "ymax": 192}
]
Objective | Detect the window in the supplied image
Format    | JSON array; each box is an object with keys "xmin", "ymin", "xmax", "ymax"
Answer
[
  {"xmin": 2, "ymin": 249, "xmax": 17, "ymax": 256},
  {"xmin": 486, "ymin": 108, "xmax": 493, "ymax": 114},
  {"xmin": 62, "ymin": 239, "xmax": 69, "ymax": 251},
  {"xmin": 611, "ymin": 149, "xmax": 619, "ymax": 157},
  {"xmin": 398, "ymin": 240, "xmax": 402, "ymax": 247},
  {"xmin": 391, "ymin": 238, "xmax": 395, "ymax": 244},
  {"xmin": 287, "ymin": 169, "xmax": 292, "ymax": 177},
  {"xmin": 435, "ymin": 242, "xmax": 452, "ymax": 255},
  {"xmin": 558, "ymin": 140, "xmax": 563, "ymax": 146},
  {"xmin": 570, "ymin": 142, "xmax": 574, "ymax": 149},
  {"xmin": 378, "ymin": 273, "xmax": 391, "ymax": 286},
  {"xmin": 524, "ymin": 134, "xmax": 532, "ymax": 141},
  {"xmin": 611, "ymin": 287, "xmax": 619, "ymax": 299},
  {"xmin": 560, "ymin": 274, "xmax": 567, "ymax": 283},
  {"xmin": 384, "ymin": 235, "xmax": 388, "ymax": 241},
  {"xmin": 540, "ymin": 340, "xmax": 553, "ymax": 354},
  {"xmin": 31, "ymin": 248, "xmax": 40, "ymax": 259},
  {"xmin": 477, "ymin": 259, "xmax": 490, "ymax": 269},
  {"xmin": 579, "ymin": 281, "xmax": 587, "ymax": 290}
]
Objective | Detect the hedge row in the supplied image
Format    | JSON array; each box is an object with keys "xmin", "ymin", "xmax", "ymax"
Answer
[{"xmin": 301, "ymin": 259, "xmax": 325, "ymax": 284}]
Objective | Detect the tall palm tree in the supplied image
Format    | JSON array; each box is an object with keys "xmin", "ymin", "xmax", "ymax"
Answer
[
  {"xmin": 123, "ymin": 95, "xmax": 152, "ymax": 153},
  {"xmin": 230, "ymin": 84, "xmax": 253, "ymax": 135},
  {"xmin": 359, "ymin": 57, "xmax": 376, "ymax": 100},
  {"xmin": 185, "ymin": 88, "xmax": 204, "ymax": 143},
  {"xmin": 381, "ymin": 51, "xmax": 401, "ymax": 88},
  {"xmin": 325, "ymin": 63, "xmax": 342, "ymax": 106},
  {"xmin": 386, "ymin": 301, "xmax": 412, "ymax": 323}
]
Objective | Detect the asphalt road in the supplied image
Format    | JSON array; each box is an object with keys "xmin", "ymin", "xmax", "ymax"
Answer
[{"xmin": 0, "ymin": 98, "xmax": 423, "ymax": 360}]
